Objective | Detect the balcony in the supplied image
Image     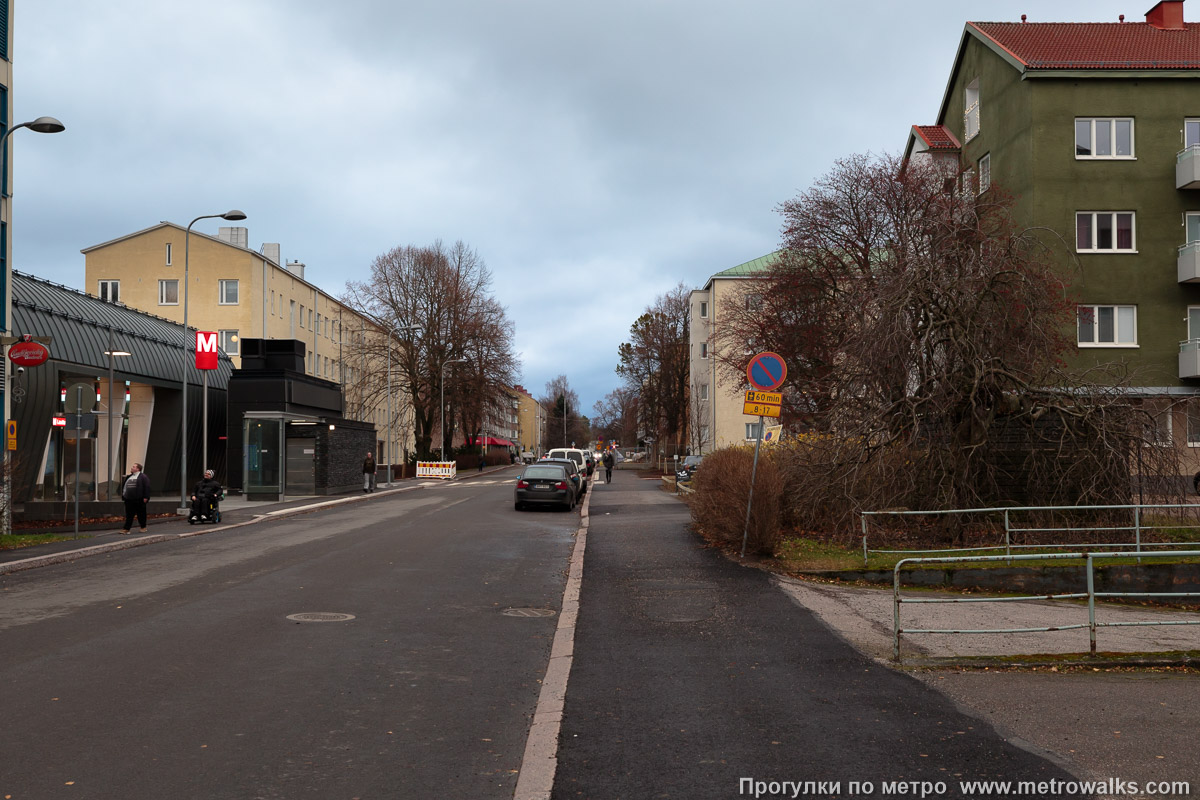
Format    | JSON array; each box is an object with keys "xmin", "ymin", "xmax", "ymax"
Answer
[
  {"xmin": 1179, "ymin": 242, "xmax": 1200, "ymax": 283},
  {"xmin": 1180, "ymin": 339, "xmax": 1200, "ymax": 379},
  {"xmin": 1177, "ymin": 145, "xmax": 1200, "ymax": 189}
]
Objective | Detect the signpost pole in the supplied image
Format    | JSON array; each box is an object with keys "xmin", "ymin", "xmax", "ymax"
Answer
[
  {"xmin": 740, "ymin": 415, "xmax": 764, "ymax": 558},
  {"xmin": 74, "ymin": 386, "xmax": 82, "ymax": 537},
  {"xmin": 202, "ymin": 371, "xmax": 209, "ymax": 475}
]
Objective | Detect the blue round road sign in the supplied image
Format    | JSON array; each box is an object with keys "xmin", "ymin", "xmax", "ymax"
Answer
[{"xmin": 746, "ymin": 351, "xmax": 787, "ymax": 391}]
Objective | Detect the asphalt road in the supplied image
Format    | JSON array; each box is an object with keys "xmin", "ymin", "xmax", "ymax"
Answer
[
  {"xmin": 553, "ymin": 471, "xmax": 1091, "ymax": 800},
  {"xmin": 0, "ymin": 474, "xmax": 575, "ymax": 799}
]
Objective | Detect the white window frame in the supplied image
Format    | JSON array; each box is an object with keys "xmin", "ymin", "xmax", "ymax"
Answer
[
  {"xmin": 1187, "ymin": 399, "xmax": 1200, "ymax": 447},
  {"xmin": 159, "ymin": 279, "xmax": 179, "ymax": 306},
  {"xmin": 978, "ymin": 153, "xmax": 991, "ymax": 194},
  {"xmin": 1077, "ymin": 304, "xmax": 1137, "ymax": 347},
  {"xmin": 698, "ymin": 383, "xmax": 709, "ymax": 401},
  {"xmin": 1144, "ymin": 405, "xmax": 1173, "ymax": 447},
  {"xmin": 165, "ymin": 243, "xmax": 173, "ymax": 266},
  {"xmin": 699, "ymin": 342, "xmax": 709, "ymax": 359},
  {"xmin": 699, "ymin": 301, "xmax": 708, "ymax": 318},
  {"xmin": 219, "ymin": 329, "xmax": 240, "ymax": 356},
  {"xmin": 1186, "ymin": 212, "xmax": 1200, "ymax": 245},
  {"xmin": 964, "ymin": 79, "xmax": 980, "ymax": 142},
  {"xmin": 218, "ymin": 279, "xmax": 239, "ymax": 305},
  {"xmin": 1186, "ymin": 119, "xmax": 1200, "ymax": 149},
  {"xmin": 1076, "ymin": 211, "xmax": 1136, "ymax": 253},
  {"xmin": 745, "ymin": 422, "xmax": 763, "ymax": 441},
  {"xmin": 98, "ymin": 280, "xmax": 120, "ymax": 303},
  {"xmin": 1075, "ymin": 117, "xmax": 1135, "ymax": 159}
]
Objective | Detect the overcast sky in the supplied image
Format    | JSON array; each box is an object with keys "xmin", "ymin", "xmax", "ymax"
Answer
[{"xmin": 13, "ymin": 0, "xmax": 1142, "ymax": 413}]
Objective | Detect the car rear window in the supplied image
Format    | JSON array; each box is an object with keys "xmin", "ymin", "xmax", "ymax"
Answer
[{"xmin": 524, "ymin": 466, "xmax": 567, "ymax": 479}]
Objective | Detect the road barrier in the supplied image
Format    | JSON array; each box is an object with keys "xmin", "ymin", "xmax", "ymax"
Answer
[
  {"xmin": 892, "ymin": 550, "xmax": 1200, "ymax": 662},
  {"xmin": 416, "ymin": 462, "xmax": 457, "ymax": 480}
]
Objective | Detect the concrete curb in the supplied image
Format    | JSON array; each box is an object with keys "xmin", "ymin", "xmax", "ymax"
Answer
[
  {"xmin": 514, "ymin": 481, "xmax": 591, "ymax": 800},
  {"xmin": 0, "ymin": 483, "xmax": 424, "ymax": 576}
]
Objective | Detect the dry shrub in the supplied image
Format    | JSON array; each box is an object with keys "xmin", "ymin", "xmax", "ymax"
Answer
[{"xmin": 689, "ymin": 446, "xmax": 786, "ymax": 555}]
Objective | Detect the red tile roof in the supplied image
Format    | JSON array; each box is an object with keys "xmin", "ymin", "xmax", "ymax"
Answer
[
  {"xmin": 912, "ymin": 125, "xmax": 961, "ymax": 151},
  {"xmin": 970, "ymin": 21, "xmax": 1200, "ymax": 69}
]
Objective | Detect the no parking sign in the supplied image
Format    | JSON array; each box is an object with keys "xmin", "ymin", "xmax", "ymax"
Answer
[{"xmin": 746, "ymin": 351, "xmax": 787, "ymax": 392}]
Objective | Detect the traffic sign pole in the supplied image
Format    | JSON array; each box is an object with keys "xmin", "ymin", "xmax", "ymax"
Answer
[{"xmin": 741, "ymin": 414, "xmax": 764, "ymax": 558}]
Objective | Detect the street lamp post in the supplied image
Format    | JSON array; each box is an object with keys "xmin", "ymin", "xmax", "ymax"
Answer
[
  {"xmin": 440, "ymin": 357, "xmax": 467, "ymax": 462},
  {"xmin": 180, "ymin": 210, "xmax": 245, "ymax": 511},
  {"xmin": 386, "ymin": 324, "xmax": 420, "ymax": 486},
  {"xmin": 103, "ymin": 328, "xmax": 131, "ymax": 501},
  {"xmin": 1, "ymin": 116, "xmax": 64, "ymax": 536}
]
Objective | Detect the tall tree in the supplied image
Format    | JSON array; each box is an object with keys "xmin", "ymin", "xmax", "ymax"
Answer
[
  {"xmin": 343, "ymin": 240, "xmax": 518, "ymax": 459},
  {"xmin": 541, "ymin": 375, "xmax": 587, "ymax": 448},
  {"xmin": 616, "ymin": 283, "xmax": 690, "ymax": 454}
]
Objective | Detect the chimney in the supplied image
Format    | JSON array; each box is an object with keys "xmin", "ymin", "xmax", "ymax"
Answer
[
  {"xmin": 218, "ymin": 226, "xmax": 249, "ymax": 248},
  {"xmin": 1145, "ymin": 0, "xmax": 1185, "ymax": 29},
  {"xmin": 260, "ymin": 243, "xmax": 281, "ymax": 264},
  {"xmin": 287, "ymin": 259, "xmax": 306, "ymax": 280}
]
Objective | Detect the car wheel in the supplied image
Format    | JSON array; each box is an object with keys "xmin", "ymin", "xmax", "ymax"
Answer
[{"xmin": 514, "ymin": 501, "xmax": 523, "ymax": 511}]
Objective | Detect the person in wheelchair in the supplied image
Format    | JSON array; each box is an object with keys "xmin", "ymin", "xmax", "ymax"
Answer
[{"xmin": 189, "ymin": 469, "xmax": 224, "ymax": 523}]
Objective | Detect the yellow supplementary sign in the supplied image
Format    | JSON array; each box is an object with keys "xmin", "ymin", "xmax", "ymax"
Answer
[
  {"xmin": 5, "ymin": 420, "xmax": 15, "ymax": 451},
  {"xmin": 743, "ymin": 402, "xmax": 781, "ymax": 418},
  {"xmin": 745, "ymin": 390, "xmax": 782, "ymax": 405}
]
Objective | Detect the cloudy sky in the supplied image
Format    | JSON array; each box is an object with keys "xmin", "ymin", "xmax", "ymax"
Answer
[{"xmin": 13, "ymin": 0, "xmax": 1141, "ymax": 413}]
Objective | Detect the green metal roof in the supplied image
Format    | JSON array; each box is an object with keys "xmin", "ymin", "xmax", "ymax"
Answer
[{"xmin": 711, "ymin": 251, "xmax": 780, "ymax": 279}]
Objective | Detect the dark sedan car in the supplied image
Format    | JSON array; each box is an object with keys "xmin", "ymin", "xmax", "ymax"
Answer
[
  {"xmin": 541, "ymin": 457, "xmax": 585, "ymax": 498},
  {"xmin": 514, "ymin": 463, "xmax": 577, "ymax": 511}
]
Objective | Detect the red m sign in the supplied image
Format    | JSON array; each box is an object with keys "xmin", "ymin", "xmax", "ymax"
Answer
[{"xmin": 196, "ymin": 331, "xmax": 219, "ymax": 370}]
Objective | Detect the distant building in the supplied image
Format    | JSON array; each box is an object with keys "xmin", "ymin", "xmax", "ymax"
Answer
[
  {"xmin": 511, "ymin": 384, "xmax": 545, "ymax": 456},
  {"xmin": 688, "ymin": 253, "xmax": 776, "ymax": 452}
]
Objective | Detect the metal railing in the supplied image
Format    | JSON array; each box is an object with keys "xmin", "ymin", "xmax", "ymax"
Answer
[
  {"xmin": 891, "ymin": 550, "xmax": 1200, "ymax": 663},
  {"xmin": 861, "ymin": 504, "xmax": 1200, "ymax": 566}
]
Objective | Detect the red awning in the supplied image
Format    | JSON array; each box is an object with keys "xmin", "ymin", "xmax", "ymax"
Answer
[{"xmin": 466, "ymin": 436, "xmax": 515, "ymax": 447}]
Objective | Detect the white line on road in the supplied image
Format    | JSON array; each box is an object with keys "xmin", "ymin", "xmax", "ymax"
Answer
[{"xmin": 513, "ymin": 488, "xmax": 590, "ymax": 800}]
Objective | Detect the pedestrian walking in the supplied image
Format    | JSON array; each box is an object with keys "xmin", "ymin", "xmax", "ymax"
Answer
[
  {"xmin": 478, "ymin": 454, "xmax": 486, "ymax": 473},
  {"xmin": 120, "ymin": 462, "xmax": 151, "ymax": 533},
  {"xmin": 363, "ymin": 451, "xmax": 377, "ymax": 493},
  {"xmin": 603, "ymin": 451, "xmax": 614, "ymax": 483}
]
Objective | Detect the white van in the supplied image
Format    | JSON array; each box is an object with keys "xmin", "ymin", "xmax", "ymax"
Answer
[{"xmin": 546, "ymin": 448, "xmax": 590, "ymax": 493}]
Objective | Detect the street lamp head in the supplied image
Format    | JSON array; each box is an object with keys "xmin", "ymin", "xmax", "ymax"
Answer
[
  {"xmin": 221, "ymin": 210, "xmax": 247, "ymax": 221},
  {"xmin": 27, "ymin": 116, "xmax": 65, "ymax": 134}
]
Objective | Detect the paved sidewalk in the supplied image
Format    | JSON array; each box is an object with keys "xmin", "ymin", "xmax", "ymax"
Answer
[{"xmin": 776, "ymin": 577, "xmax": 1200, "ymax": 665}]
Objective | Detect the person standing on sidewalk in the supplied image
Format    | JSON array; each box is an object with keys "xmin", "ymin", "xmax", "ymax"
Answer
[
  {"xmin": 363, "ymin": 452, "xmax": 377, "ymax": 493},
  {"xmin": 120, "ymin": 462, "xmax": 151, "ymax": 534}
]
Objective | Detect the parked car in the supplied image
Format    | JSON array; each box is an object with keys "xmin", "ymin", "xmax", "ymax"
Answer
[
  {"xmin": 514, "ymin": 462, "xmax": 577, "ymax": 511},
  {"xmin": 539, "ymin": 458, "xmax": 585, "ymax": 499},
  {"xmin": 676, "ymin": 455, "xmax": 704, "ymax": 482},
  {"xmin": 547, "ymin": 448, "xmax": 593, "ymax": 485}
]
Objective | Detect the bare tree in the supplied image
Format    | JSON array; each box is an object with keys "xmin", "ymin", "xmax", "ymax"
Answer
[
  {"xmin": 616, "ymin": 283, "xmax": 690, "ymax": 455},
  {"xmin": 541, "ymin": 375, "xmax": 587, "ymax": 449},
  {"xmin": 343, "ymin": 240, "xmax": 518, "ymax": 459},
  {"xmin": 716, "ymin": 153, "xmax": 1180, "ymax": 535},
  {"xmin": 592, "ymin": 387, "xmax": 639, "ymax": 448}
]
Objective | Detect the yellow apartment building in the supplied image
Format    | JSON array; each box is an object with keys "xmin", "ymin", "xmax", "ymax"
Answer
[
  {"xmin": 82, "ymin": 223, "xmax": 412, "ymax": 463},
  {"xmin": 511, "ymin": 384, "xmax": 545, "ymax": 456}
]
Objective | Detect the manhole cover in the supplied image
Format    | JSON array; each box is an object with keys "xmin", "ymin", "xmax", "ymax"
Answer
[
  {"xmin": 502, "ymin": 608, "xmax": 556, "ymax": 618},
  {"xmin": 286, "ymin": 612, "xmax": 356, "ymax": 622}
]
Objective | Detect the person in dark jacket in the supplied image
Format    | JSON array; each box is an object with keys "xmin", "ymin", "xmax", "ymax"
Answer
[
  {"xmin": 190, "ymin": 469, "xmax": 223, "ymax": 521},
  {"xmin": 363, "ymin": 452, "xmax": 377, "ymax": 493},
  {"xmin": 603, "ymin": 451, "xmax": 614, "ymax": 483},
  {"xmin": 120, "ymin": 462, "xmax": 151, "ymax": 534}
]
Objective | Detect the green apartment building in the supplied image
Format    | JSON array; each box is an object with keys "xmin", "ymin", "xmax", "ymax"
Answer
[{"xmin": 906, "ymin": 0, "xmax": 1200, "ymax": 475}]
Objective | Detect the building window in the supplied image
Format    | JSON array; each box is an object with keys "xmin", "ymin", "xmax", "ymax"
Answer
[
  {"xmin": 308, "ymin": 309, "xmax": 314, "ymax": 329},
  {"xmin": 961, "ymin": 167, "xmax": 976, "ymax": 196},
  {"xmin": 1077, "ymin": 304, "xmax": 1136, "ymax": 347},
  {"xmin": 219, "ymin": 279, "xmax": 239, "ymax": 305},
  {"xmin": 299, "ymin": 305, "xmax": 305, "ymax": 328},
  {"xmin": 165, "ymin": 243, "xmax": 173, "ymax": 265},
  {"xmin": 219, "ymin": 329, "xmax": 240, "ymax": 356},
  {"xmin": 1075, "ymin": 118, "xmax": 1135, "ymax": 159},
  {"xmin": 1143, "ymin": 405, "xmax": 1172, "ymax": 447},
  {"xmin": 159, "ymin": 279, "xmax": 179, "ymax": 305},
  {"xmin": 98, "ymin": 280, "xmax": 120, "ymax": 303},
  {"xmin": 745, "ymin": 293, "xmax": 762, "ymax": 311},
  {"xmin": 1076, "ymin": 212, "xmax": 1135, "ymax": 252},
  {"xmin": 700, "ymin": 342, "xmax": 708, "ymax": 359},
  {"xmin": 1187, "ymin": 119, "xmax": 1200, "ymax": 149},
  {"xmin": 964, "ymin": 79, "xmax": 980, "ymax": 141},
  {"xmin": 700, "ymin": 301, "xmax": 708, "ymax": 318},
  {"xmin": 699, "ymin": 383, "xmax": 709, "ymax": 401},
  {"xmin": 1188, "ymin": 400, "xmax": 1200, "ymax": 446},
  {"xmin": 1187, "ymin": 212, "xmax": 1200, "ymax": 245},
  {"xmin": 745, "ymin": 422, "xmax": 763, "ymax": 440},
  {"xmin": 978, "ymin": 153, "xmax": 991, "ymax": 194}
]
